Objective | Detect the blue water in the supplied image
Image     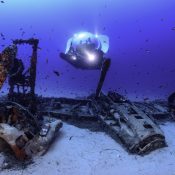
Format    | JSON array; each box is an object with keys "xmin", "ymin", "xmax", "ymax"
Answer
[{"xmin": 0, "ymin": 0, "xmax": 175, "ymax": 100}]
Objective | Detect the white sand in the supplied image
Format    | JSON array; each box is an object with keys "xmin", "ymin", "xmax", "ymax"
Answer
[{"xmin": 0, "ymin": 122, "xmax": 175, "ymax": 175}]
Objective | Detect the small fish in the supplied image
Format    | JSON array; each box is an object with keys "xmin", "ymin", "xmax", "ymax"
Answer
[
  {"xmin": 53, "ymin": 71, "xmax": 60, "ymax": 77},
  {"xmin": 159, "ymin": 85, "xmax": 164, "ymax": 89},
  {"xmin": 145, "ymin": 49, "xmax": 151, "ymax": 53},
  {"xmin": 1, "ymin": 1, "xmax": 4, "ymax": 3},
  {"xmin": 144, "ymin": 98, "xmax": 149, "ymax": 101},
  {"xmin": 0, "ymin": 33, "xmax": 4, "ymax": 37},
  {"xmin": 21, "ymin": 31, "xmax": 25, "ymax": 36}
]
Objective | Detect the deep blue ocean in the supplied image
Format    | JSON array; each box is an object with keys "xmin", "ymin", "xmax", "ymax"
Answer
[{"xmin": 0, "ymin": 0, "xmax": 175, "ymax": 100}]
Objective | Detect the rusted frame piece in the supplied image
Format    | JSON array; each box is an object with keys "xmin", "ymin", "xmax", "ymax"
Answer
[{"xmin": 12, "ymin": 38, "xmax": 39, "ymax": 96}]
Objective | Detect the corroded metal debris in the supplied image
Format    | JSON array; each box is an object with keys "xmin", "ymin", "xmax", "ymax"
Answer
[
  {"xmin": 0, "ymin": 39, "xmax": 62, "ymax": 160},
  {"xmin": 168, "ymin": 92, "xmax": 175, "ymax": 118},
  {"xmin": 91, "ymin": 92, "xmax": 166, "ymax": 155},
  {"xmin": 0, "ymin": 45, "xmax": 16, "ymax": 89},
  {"xmin": 38, "ymin": 91, "xmax": 170, "ymax": 155},
  {"xmin": 134, "ymin": 101, "xmax": 171, "ymax": 122},
  {"xmin": 0, "ymin": 101, "xmax": 62, "ymax": 160}
]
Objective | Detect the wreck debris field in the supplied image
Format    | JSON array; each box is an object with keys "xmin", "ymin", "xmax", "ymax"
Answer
[
  {"xmin": 0, "ymin": 0, "xmax": 175, "ymax": 175},
  {"xmin": 1, "ymin": 123, "xmax": 175, "ymax": 175}
]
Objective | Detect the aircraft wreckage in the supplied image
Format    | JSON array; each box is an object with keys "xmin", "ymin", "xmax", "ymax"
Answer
[
  {"xmin": 0, "ymin": 39, "xmax": 62, "ymax": 160},
  {"xmin": 0, "ymin": 34, "xmax": 175, "ymax": 161}
]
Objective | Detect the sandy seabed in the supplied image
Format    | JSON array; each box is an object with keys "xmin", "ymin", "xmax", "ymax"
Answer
[{"xmin": 0, "ymin": 122, "xmax": 175, "ymax": 175}]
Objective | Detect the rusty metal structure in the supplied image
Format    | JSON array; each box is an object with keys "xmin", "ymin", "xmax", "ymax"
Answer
[
  {"xmin": 0, "ymin": 39, "xmax": 62, "ymax": 160},
  {"xmin": 12, "ymin": 39, "xmax": 38, "ymax": 95},
  {"xmin": 0, "ymin": 45, "xmax": 16, "ymax": 89},
  {"xmin": 7, "ymin": 39, "xmax": 39, "ymax": 113},
  {"xmin": 0, "ymin": 101, "xmax": 62, "ymax": 160}
]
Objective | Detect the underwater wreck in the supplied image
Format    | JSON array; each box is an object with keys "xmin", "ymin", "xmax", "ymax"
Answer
[
  {"xmin": 0, "ymin": 38, "xmax": 62, "ymax": 160},
  {"xmin": 0, "ymin": 34, "xmax": 175, "ymax": 161}
]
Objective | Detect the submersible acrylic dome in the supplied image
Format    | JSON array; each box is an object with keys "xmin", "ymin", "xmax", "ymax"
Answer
[
  {"xmin": 65, "ymin": 32, "xmax": 109, "ymax": 54},
  {"xmin": 60, "ymin": 32, "xmax": 109, "ymax": 70}
]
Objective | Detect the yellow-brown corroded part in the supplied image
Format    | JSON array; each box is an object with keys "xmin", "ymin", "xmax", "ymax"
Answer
[
  {"xmin": 0, "ymin": 63, "xmax": 7, "ymax": 89},
  {"xmin": 0, "ymin": 47, "xmax": 15, "ymax": 90},
  {"xmin": 0, "ymin": 123, "xmax": 27, "ymax": 160}
]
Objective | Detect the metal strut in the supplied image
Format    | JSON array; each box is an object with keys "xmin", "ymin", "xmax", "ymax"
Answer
[{"xmin": 95, "ymin": 58, "xmax": 111, "ymax": 99}]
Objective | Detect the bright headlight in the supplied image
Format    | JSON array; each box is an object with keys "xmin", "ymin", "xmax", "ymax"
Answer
[
  {"xmin": 86, "ymin": 52, "xmax": 96, "ymax": 62},
  {"xmin": 72, "ymin": 56, "xmax": 77, "ymax": 61}
]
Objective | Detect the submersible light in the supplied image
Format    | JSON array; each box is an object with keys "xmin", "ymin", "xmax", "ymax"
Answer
[
  {"xmin": 60, "ymin": 32, "xmax": 109, "ymax": 70},
  {"xmin": 72, "ymin": 55, "xmax": 77, "ymax": 61},
  {"xmin": 87, "ymin": 53, "xmax": 96, "ymax": 62},
  {"xmin": 86, "ymin": 51, "xmax": 96, "ymax": 62}
]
